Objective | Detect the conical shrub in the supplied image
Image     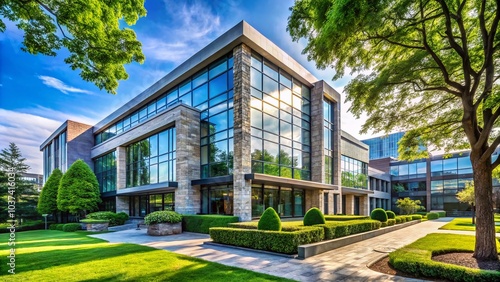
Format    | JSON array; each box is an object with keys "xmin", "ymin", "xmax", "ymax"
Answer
[
  {"xmin": 303, "ymin": 207, "xmax": 326, "ymax": 226},
  {"xmin": 258, "ymin": 207, "xmax": 282, "ymax": 231}
]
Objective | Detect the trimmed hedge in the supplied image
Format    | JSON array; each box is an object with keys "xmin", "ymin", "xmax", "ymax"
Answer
[
  {"xmin": 62, "ymin": 223, "xmax": 81, "ymax": 232},
  {"xmin": 209, "ymin": 226, "xmax": 324, "ymax": 254},
  {"xmin": 80, "ymin": 219, "xmax": 109, "ymax": 224},
  {"xmin": 437, "ymin": 211, "xmax": 446, "ymax": 217},
  {"xmin": 396, "ymin": 216, "xmax": 406, "ymax": 223},
  {"xmin": 427, "ymin": 212, "xmax": 439, "ymax": 220},
  {"xmin": 411, "ymin": 214, "xmax": 423, "ymax": 220},
  {"xmin": 86, "ymin": 211, "xmax": 129, "ymax": 226},
  {"xmin": 258, "ymin": 207, "xmax": 282, "ymax": 231},
  {"xmin": 303, "ymin": 208, "xmax": 326, "ymax": 226},
  {"xmin": 416, "ymin": 211, "xmax": 428, "ymax": 216},
  {"xmin": 381, "ymin": 221, "xmax": 388, "ymax": 227},
  {"xmin": 0, "ymin": 221, "xmax": 47, "ymax": 233},
  {"xmin": 56, "ymin": 224, "xmax": 65, "ymax": 231},
  {"xmin": 371, "ymin": 208, "xmax": 388, "ymax": 222},
  {"xmin": 182, "ymin": 215, "xmax": 239, "ymax": 234},
  {"xmin": 144, "ymin": 211, "xmax": 182, "ymax": 225},
  {"xmin": 389, "ymin": 233, "xmax": 500, "ymax": 282},
  {"xmin": 387, "ymin": 219, "xmax": 396, "ymax": 226},
  {"xmin": 404, "ymin": 215, "xmax": 412, "ymax": 222},
  {"xmin": 49, "ymin": 223, "xmax": 64, "ymax": 230},
  {"xmin": 228, "ymin": 222, "xmax": 302, "ymax": 232},
  {"xmin": 386, "ymin": 211, "xmax": 396, "ymax": 219},
  {"xmin": 318, "ymin": 220, "xmax": 381, "ymax": 240},
  {"xmin": 324, "ymin": 215, "xmax": 370, "ymax": 221}
]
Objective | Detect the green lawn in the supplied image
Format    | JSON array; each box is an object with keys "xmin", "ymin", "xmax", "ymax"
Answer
[
  {"xmin": 389, "ymin": 233, "xmax": 500, "ymax": 281},
  {"xmin": 439, "ymin": 217, "xmax": 500, "ymax": 232},
  {"xmin": 0, "ymin": 230, "xmax": 290, "ymax": 281}
]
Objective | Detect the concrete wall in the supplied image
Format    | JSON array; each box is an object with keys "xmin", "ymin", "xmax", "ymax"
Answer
[{"xmin": 66, "ymin": 121, "xmax": 94, "ymax": 170}]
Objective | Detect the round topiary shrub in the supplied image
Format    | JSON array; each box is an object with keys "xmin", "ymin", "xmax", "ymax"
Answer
[
  {"xmin": 386, "ymin": 210, "xmax": 396, "ymax": 219},
  {"xmin": 427, "ymin": 212, "xmax": 439, "ymax": 220},
  {"xmin": 370, "ymin": 208, "xmax": 388, "ymax": 223},
  {"xmin": 258, "ymin": 207, "xmax": 282, "ymax": 231},
  {"xmin": 303, "ymin": 207, "xmax": 326, "ymax": 226},
  {"xmin": 411, "ymin": 214, "xmax": 422, "ymax": 220}
]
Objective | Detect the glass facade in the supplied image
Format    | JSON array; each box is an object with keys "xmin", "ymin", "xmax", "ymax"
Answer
[
  {"xmin": 43, "ymin": 131, "xmax": 67, "ymax": 181},
  {"xmin": 129, "ymin": 193, "xmax": 175, "ymax": 217},
  {"xmin": 200, "ymin": 185, "xmax": 233, "ymax": 214},
  {"xmin": 251, "ymin": 184, "xmax": 305, "ymax": 218},
  {"xmin": 199, "ymin": 56, "xmax": 234, "ymax": 178},
  {"xmin": 341, "ymin": 155, "xmax": 368, "ymax": 189},
  {"xmin": 324, "ymin": 99, "xmax": 335, "ymax": 184},
  {"xmin": 250, "ymin": 52, "xmax": 311, "ymax": 180},
  {"xmin": 390, "ymin": 160, "xmax": 427, "ymax": 180},
  {"xmin": 94, "ymin": 151, "xmax": 117, "ymax": 193},
  {"xmin": 362, "ymin": 132, "xmax": 405, "ymax": 160},
  {"xmin": 95, "ymin": 55, "xmax": 234, "ymax": 146},
  {"xmin": 126, "ymin": 127, "xmax": 176, "ymax": 187}
]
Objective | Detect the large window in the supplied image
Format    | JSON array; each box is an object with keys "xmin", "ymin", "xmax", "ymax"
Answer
[
  {"xmin": 251, "ymin": 184, "xmax": 304, "ymax": 218},
  {"xmin": 126, "ymin": 127, "xmax": 176, "ymax": 187},
  {"xmin": 94, "ymin": 151, "xmax": 117, "ymax": 193},
  {"xmin": 324, "ymin": 99, "xmax": 335, "ymax": 184},
  {"xmin": 200, "ymin": 185, "xmax": 233, "ymax": 215},
  {"xmin": 95, "ymin": 54, "xmax": 234, "ymax": 146},
  {"xmin": 341, "ymin": 155, "xmax": 368, "ymax": 189},
  {"xmin": 390, "ymin": 161, "xmax": 426, "ymax": 180},
  {"xmin": 250, "ymin": 52, "xmax": 311, "ymax": 180},
  {"xmin": 200, "ymin": 56, "xmax": 234, "ymax": 178}
]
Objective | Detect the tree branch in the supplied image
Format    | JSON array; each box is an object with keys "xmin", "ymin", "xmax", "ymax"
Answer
[
  {"xmin": 34, "ymin": 0, "xmax": 72, "ymax": 40},
  {"xmin": 480, "ymin": 135, "xmax": 500, "ymax": 164}
]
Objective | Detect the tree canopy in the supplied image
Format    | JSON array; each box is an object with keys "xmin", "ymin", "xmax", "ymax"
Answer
[
  {"xmin": 57, "ymin": 159, "xmax": 101, "ymax": 215},
  {"xmin": 288, "ymin": 0, "xmax": 500, "ymax": 260},
  {"xmin": 37, "ymin": 168, "xmax": 62, "ymax": 216},
  {"xmin": 0, "ymin": 0, "xmax": 146, "ymax": 94}
]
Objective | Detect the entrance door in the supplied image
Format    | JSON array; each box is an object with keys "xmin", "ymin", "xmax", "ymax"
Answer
[
  {"xmin": 323, "ymin": 193, "xmax": 329, "ymax": 215},
  {"xmin": 354, "ymin": 196, "xmax": 360, "ymax": 215}
]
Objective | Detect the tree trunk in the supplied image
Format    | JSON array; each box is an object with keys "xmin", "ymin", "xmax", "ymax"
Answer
[
  {"xmin": 472, "ymin": 155, "xmax": 498, "ymax": 260},
  {"xmin": 472, "ymin": 205, "xmax": 475, "ymax": 225}
]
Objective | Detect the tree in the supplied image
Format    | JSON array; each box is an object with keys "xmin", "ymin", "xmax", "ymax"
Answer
[
  {"xmin": 0, "ymin": 143, "xmax": 39, "ymax": 221},
  {"xmin": 37, "ymin": 168, "xmax": 62, "ymax": 218},
  {"xmin": 0, "ymin": 1, "xmax": 146, "ymax": 94},
  {"xmin": 396, "ymin": 197, "xmax": 422, "ymax": 215},
  {"xmin": 57, "ymin": 159, "xmax": 101, "ymax": 216},
  {"xmin": 457, "ymin": 181, "xmax": 476, "ymax": 224},
  {"xmin": 288, "ymin": 0, "xmax": 500, "ymax": 260}
]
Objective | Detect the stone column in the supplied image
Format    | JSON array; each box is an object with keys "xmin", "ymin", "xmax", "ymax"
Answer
[
  {"xmin": 116, "ymin": 196, "xmax": 129, "ymax": 214},
  {"xmin": 344, "ymin": 194, "xmax": 354, "ymax": 215},
  {"xmin": 116, "ymin": 147, "xmax": 127, "ymax": 190},
  {"xmin": 305, "ymin": 189, "xmax": 322, "ymax": 211},
  {"xmin": 232, "ymin": 43, "xmax": 252, "ymax": 221},
  {"xmin": 360, "ymin": 195, "xmax": 370, "ymax": 216},
  {"xmin": 311, "ymin": 83, "xmax": 324, "ymax": 184},
  {"xmin": 175, "ymin": 108, "xmax": 201, "ymax": 215}
]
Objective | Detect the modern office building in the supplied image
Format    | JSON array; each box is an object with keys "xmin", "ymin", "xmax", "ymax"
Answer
[
  {"xmin": 362, "ymin": 132, "xmax": 405, "ymax": 160},
  {"xmin": 40, "ymin": 21, "xmax": 387, "ymax": 220},
  {"xmin": 20, "ymin": 172, "xmax": 44, "ymax": 192}
]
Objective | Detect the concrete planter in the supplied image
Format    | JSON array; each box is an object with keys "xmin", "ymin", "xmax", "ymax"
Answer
[
  {"xmin": 86, "ymin": 222, "xmax": 109, "ymax": 232},
  {"xmin": 147, "ymin": 222, "xmax": 182, "ymax": 236}
]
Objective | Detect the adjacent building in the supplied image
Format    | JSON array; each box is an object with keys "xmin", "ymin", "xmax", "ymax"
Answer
[{"xmin": 40, "ymin": 21, "xmax": 388, "ymax": 220}]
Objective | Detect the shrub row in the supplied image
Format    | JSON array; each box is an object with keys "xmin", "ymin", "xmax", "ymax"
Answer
[
  {"xmin": 0, "ymin": 221, "xmax": 47, "ymax": 233},
  {"xmin": 210, "ymin": 226, "xmax": 324, "ymax": 254},
  {"xmin": 317, "ymin": 220, "xmax": 381, "ymax": 240},
  {"xmin": 427, "ymin": 212, "xmax": 439, "ymax": 220},
  {"xmin": 182, "ymin": 215, "xmax": 239, "ymax": 234},
  {"xmin": 411, "ymin": 214, "xmax": 423, "ymax": 220},
  {"xmin": 49, "ymin": 223, "xmax": 81, "ymax": 232},
  {"xmin": 388, "ymin": 219, "xmax": 396, "ymax": 226},
  {"xmin": 324, "ymin": 215, "xmax": 371, "ymax": 221},
  {"xmin": 228, "ymin": 222, "xmax": 302, "ymax": 231},
  {"xmin": 85, "ymin": 211, "xmax": 129, "ymax": 226}
]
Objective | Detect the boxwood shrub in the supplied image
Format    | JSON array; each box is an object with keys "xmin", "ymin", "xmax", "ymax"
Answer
[
  {"xmin": 144, "ymin": 211, "xmax": 182, "ymax": 225},
  {"xmin": 303, "ymin": 207, "xmax": 326, "ymax": 226},
  {"xmin": 386, "ymin": 211, "xmax": 396, "ymax": 219},
  {"xmin": 395, "ymin": 217, "xmax": 402, "ymax": 224},
  {"xmin": 258, "ymin": 207, "xmax": 282, "ymax": 231},
  {"xmin": 228, "ymin": 222, "xmax": 303, "ymax": 231},
  {"xmin": 86, "ymin": 211, "xmax": 129, "ymax": 226},
  {"xmin": 387, "ymin": 219, "xmax": 396, "ymax": 226},
  {"xmin": 182, "ymin": 215, "xmax": 239, "ymax": 234},
  {"xmin": 436, "ymin": 211, "xmax": 446, "ymax": 217},
  {"xmin": 0, "ymin": 221, "xmax": 48, "ymax": 233},
  {"xmin": 317, "ymin": 220, "xmax": 381, "ymax": 240},
  {"xmin": 371, "ymin": 208, "xmax": 388, "ymax": 222},
  {"xmin": 404, "ymin": 215, "xmax": 413, "ymax": 222},
  {"xmin": 324, "ymin": 215, "xmax": 370, "ymax": 221},
  {"xmin": 56, "ymin": 224, "xmax": 65, "ymax": 231},
  {"xmin": 209, "ymin": 226, "xmax": 324, "ymax": 254},
  {"xmin": 411, "ymin": 214, "xmax": 423, "ymax": 220},
  {"xmin": 427, "ymin": 212, "xmax": 439, "ymax": 220},
  {"xmin": 62, "ymin": 223, "xmax": 81, "ymax": 232},
  {"xmin": 396, "ymin": 216, "xmax": 406, "ymax": 223}
]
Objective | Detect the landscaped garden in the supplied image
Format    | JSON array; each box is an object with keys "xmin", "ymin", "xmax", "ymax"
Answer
[
  {"xmin": 0, "ymin": 230, "xmax": 290, "ymax": 281},
  {"xmin": 387, "ymin": 233, "xmax": 500, "ymax": 281},
  {"xmin": 439, "ymin": 216, "xmax": 500, "ymax": 233}
]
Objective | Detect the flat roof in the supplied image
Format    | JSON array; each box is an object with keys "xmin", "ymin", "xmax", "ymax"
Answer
[{"xmin": 94, "ymin": 20, "xmax": 328, "ymax": 133}]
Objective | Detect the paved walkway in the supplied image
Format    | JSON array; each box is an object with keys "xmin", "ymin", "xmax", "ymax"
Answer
[{"xmin": 91, "ymin": 218, "xmax": 462, "ymax": 282}]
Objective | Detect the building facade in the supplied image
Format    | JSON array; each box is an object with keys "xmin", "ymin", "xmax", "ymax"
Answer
[
  {"xmin": 362, "ymin": 132, "xmax": 405, "ymax": 160},
  {"xmin": 41, "ymin": 21, "xmax": 386, "ymax": 220}
]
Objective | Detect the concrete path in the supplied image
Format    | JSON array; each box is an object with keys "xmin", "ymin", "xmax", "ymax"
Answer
[{"xmin": 91, "ymin": 218, "xmax": 459, "ymax": 282}]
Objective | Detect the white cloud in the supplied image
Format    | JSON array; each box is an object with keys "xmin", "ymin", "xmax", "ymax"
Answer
[
  {"xmin": 141, "ymin": 0, "xmax": 224, "ymax": 63},
  {"xmin": 38, "ymin": 75, "xmax": 93, "ymax": 95},
  {"xmin": 0, "ymin": 107, "xmax": 101, "ymax": 174}
]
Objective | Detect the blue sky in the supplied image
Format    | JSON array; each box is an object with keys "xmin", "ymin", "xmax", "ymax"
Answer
[{"xmin": 0, "ymin": 0, "xmax": 369, "ymax": 174}]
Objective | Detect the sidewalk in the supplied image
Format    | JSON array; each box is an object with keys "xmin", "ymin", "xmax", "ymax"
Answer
[{"xmin": 91, "ymin": 218, "xmax": 457, "ymax": 282}]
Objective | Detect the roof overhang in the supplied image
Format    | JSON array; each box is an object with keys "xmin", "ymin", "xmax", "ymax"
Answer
[
  {"xmin": 245, "ymin": 173, "xmax": 338, "ymax": 190},
  {"xmin": 341, "ymin": 187, "xmax": 374, "ymax": 195},
  {"xmin": 115, "ymin": 182, "xmax": 177, "ymax": 196}
]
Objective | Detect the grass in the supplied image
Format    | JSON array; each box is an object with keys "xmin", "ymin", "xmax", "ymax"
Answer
[
  {"xmin": 389, "ymin": 233, "xmax": 500, "ymax": 281},
  {"xmin": 439, "ymin": 218, "xmax": 500, "ymax": 233},
  {"xmin": 0, "ymin": 230, "xmax": 291, "ymax": 281}
]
